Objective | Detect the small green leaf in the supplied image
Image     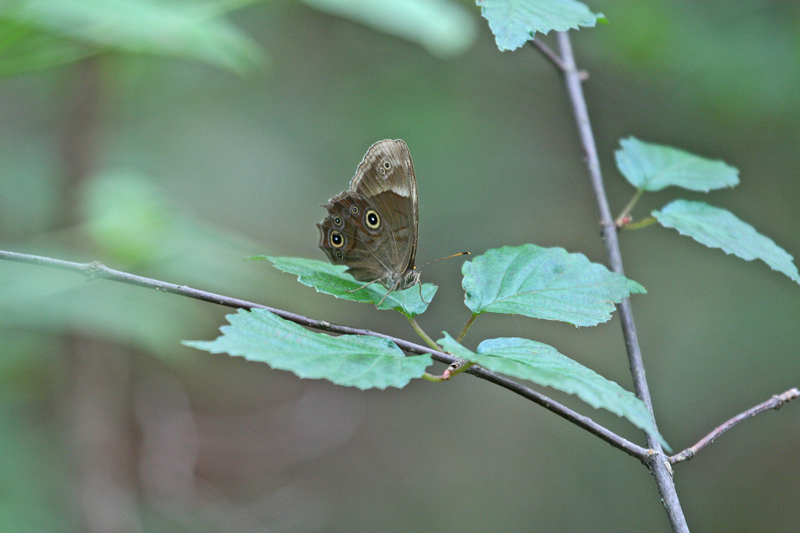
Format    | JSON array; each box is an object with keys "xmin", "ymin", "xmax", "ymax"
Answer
[
  {"xmin": 653, "ymin": 200, "xmax": 800, "ymax": 285},
  {"xmin": 263, "ymin": 256, "xmax": 436, "ymax": 317},
  {"xmin": 478, "ymin": 0, "xmax": 604, "ymax": 52},
  {"xmin": 438, "ymin": 333, "xmax": 669, "ymax": 449},
  {"xmin": 462, "ymin": 245, "xmax": 645, "ymax": 326},
  {"xmin": 184, "ymin": 309, "xmax": 432, "ymax": 390},
  {"xmin": 615, "ymin": 137, "xmax": 739, "ymax": 192},
  {"xmin": 301, "ymin": 0, "xmax": 478, "ymax": 59}
]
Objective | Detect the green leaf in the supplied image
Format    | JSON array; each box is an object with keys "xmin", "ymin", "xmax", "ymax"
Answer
[
  {"xmin": 184, "ymin": 309, "xmax": 432, "ymax": 390},
  {"xmin": 615, "ymin": 137, "xmax": 739, "ymax": 192},
  {"xmin": 83, "ymin": 172, "xmax": 176, "ymax": 265},
  {"xmin": 478, "ymin": 0, "xmax": 604, "ymax": 52},
  {"xmin": 653, "ymin": 200, "xmax": 800, "ymax": 285},
  {"xmin": 301, "ymin": 0, "xmax": 478, "ymax": 59},
  {"xmin": 0, "ymin": 18, "xmax": 94, "ymax": 76},
  {"xmin": 262, "ymin": 256, "xmax": 436, "ymax": 317},
  {"xmin": 0, "ymin": 0, "xmax": 265, "ymax": 75},
  {"xmin": 438, "ymin": 333, "xmax": 669, "ymax": 449},
  {"xmin": 462, "ymin": 245, "xmax": 645, "ymax": 326}
]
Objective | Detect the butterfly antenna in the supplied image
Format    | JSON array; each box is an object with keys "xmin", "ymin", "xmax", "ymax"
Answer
[{"xmin": 414, "ymin": 252, "xmax": 470, "ymax": 271}]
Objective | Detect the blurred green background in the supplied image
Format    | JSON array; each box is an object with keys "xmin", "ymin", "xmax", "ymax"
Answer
[{"xmin": 1, "ymin": 0, "xmax": 799, "ymax": 531}]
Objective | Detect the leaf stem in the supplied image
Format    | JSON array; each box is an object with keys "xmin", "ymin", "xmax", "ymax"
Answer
[
  {"xmin": 407, "ymin": 317, "xmax": 477, "ymax": 380},
  {"xmin": 406, "ymin": 316, "xmax": 442, "ymax": 351},
  {"xmin": 457, "ymin": 313, "xmax": 479, "ymax": 342},
  {"xmin": 616, "ymin": 188, "xmax": 644, "ymax": 225},
  {"xmin": 623, "ymin": 216, "xmax": 658, "ymax": 230}
]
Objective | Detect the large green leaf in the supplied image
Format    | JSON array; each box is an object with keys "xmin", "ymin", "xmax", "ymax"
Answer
[
  {"xmin": 439, "ymin": 333, "xmax": 669, "ymax": 449},
  {"xmin": 263, "ymin": 256, "xmax": 436, "ymax": 317},
  {"xmin": 478, "ymin": 0, "xmax": 604, "ymax": 52},
  {"xmin": 653, "ymin": 200, "xmax": 800, "ymax": 285},
  {"xmin": 184, "ymin": 309, "xmax": 432, "ymax": 390},
  {"xmin": 615, "ymin": 137, "xmax": 739, "ymax": 192},
  {"xmin": 0, "ymin": 0, "xmax": 264, "ymax": 75},
  {"xmin": 301, "ymin": 0, "xmax": 477, "ymax": 59},
  {"xmin": 462, "ymin": 245, "xmax": 645, "ymax": 326}
]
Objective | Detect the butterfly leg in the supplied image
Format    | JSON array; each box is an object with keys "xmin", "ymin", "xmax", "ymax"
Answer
[
  {"xmin": 346, "ymin": 278, "xmax": 382, "ymax": 294},
  {"xmin": 376, "ymin": 278, "xmax": 404, "ymax": 306}
]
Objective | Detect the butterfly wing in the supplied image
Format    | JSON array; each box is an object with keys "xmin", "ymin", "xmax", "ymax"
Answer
[
  {"xmin": 318, "ymin": 139, "xmax": 419, "ymax": 290},
  {"xmin": 350, "ymin": 139, "xmax": 418, "ymax": 276},
  {"xmin": 317, "ymin": 191, "xmax": 391, "ymax": 284}
]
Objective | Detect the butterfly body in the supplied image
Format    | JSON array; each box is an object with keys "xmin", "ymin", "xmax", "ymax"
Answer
[{"xmin": 317, "ymin": 139, "xmax": 421, "ymax": 296}]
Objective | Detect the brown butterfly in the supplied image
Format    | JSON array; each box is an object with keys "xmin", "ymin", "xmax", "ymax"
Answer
[{"xmin": 317, "ymin": 139, "xmax": 421, "ymax": 303}]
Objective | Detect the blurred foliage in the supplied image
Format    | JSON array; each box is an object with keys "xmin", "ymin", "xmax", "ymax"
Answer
[
  {"xmin": 301, "ymin": 0, "xmax": 478, "ymax": 58},
  {"xmin": 593, "ymin": 1, "xmax": 800, "ymax": 118},
  {"xmin": 0, "ymin": 0, "xmax": 799, "ymax": 531},
  {"xmin": 0, "ymin": 0, "xmax": 265, "ymax": 76}
]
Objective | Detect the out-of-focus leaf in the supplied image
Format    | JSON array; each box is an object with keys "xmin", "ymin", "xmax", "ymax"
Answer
[
  {"xmin": 184, "ymin": 308, "xmax": 432, "ymax": 389},
  {"xmin": 0, "ymin": 18, "xmax": 93, "ymax": 75},
  {"xmin": 462, "ymin": 245, "xmax": 644, "ymax": 326},
  {"xmin": 82, "ymin": 172, "xmax": 176, "ymax": 265},
  {"xmin": 0, "ymin": 0, "xmax": 265, "ymax": 75},
  {"xmin": 0, "ymin": 403, "xmax": 75, "ymax": 531},
  {"xmin": 477, "ymin": 0, "xmax": 605, "ymax": 52},
  {"xmin": 653, "ymin": 200, "xmax": 800, "ymax": 285},
  {"xmin": 615, "ymin": 137, "xmax": 739, "ymax": 192},
  {"xmin": 301, "ymin": 0, "xmax": 477, "ymax": 58},
  {"xmin": 263, "ymin": 256, "xmax": 436, "ymax": 317}
]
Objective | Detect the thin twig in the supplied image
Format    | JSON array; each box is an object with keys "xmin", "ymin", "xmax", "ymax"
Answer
[
  {"xmin": 0, "ymin": 248, "xmax": 650, "ymax": 461},
  {"xmin": 529, "ymin": 39, "xmax": 588, "ymax": 81},
  {"xmin": 530, "ymin": 39, "xmax": 568, "ymax": 71},
  {"xmin": 441, "ymin": 359, "xmax": 475, "ymax": 380},
  {"xmin": 552, "ymin": 32, "xmax": 689, "ymax": 532},
  {"xmin": 670, "ymin": 388, "xmax": 800, "ymax": 464}
]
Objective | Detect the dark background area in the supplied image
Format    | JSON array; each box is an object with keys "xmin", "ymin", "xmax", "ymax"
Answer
[{"xmin": 1, "ymin": 1, "xmax": 798, "ymax": 531}]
